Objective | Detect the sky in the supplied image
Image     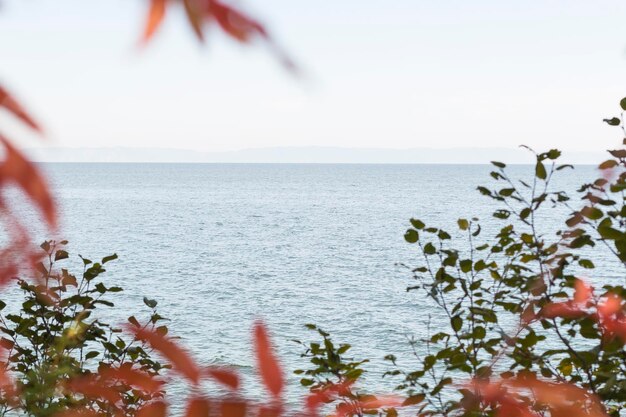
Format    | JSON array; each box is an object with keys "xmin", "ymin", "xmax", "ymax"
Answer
[{"xmin": 0, "ymin": 0, "xmax": 625, "ymax": 155}]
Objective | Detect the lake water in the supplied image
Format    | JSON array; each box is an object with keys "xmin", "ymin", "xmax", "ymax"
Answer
[{"xmin": 3, "ymin": 163, "xmax": 618, "ymax": 403}]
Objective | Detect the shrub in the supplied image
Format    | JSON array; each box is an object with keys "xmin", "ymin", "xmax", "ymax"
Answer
[
  {"xmin": 388, "ymin": 98, "xmax": 626, "ymax": 416},
  {"xmin": 0, "ymin": 240, "xmax": 169, "ymax": 416}
]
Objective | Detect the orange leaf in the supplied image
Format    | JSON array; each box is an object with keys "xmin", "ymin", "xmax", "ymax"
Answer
[
  {"xmin": 598, "ymin": 293, "xmax": 621, "ymax": 317},
  {"xmin": 142, "ymin": 0, "xmax": 167, "ymax": 43},
  {"xmin": 0, "ymin": 86, "xmax": 41, "ymax": 132},
  {"xmin": 137, "ymin": 401, "xmax": 168, "ymax": 417},
  {"xmin": 0, "ymin": 136, "xmax": 56, "ymax": 228},
  {"xmin": 574, "ymin": 279, "xmax": 592, "ymax": 305},
  {"xmin": 128, "ymin": 326, "xmax": 201, "ymax": 384},
  {"xmin": 359, "ymin": 396, "xmax": 403, "ymax": 410},
  {"xmin": 205, "ymin": 366, "xmax": 240, "ymax": 390},
  {"xmin": 253, "ymin": 321, "xmax": 284, "ymax": 398},
  {"xmin": 185, "ymin": 397, "xmax": 210, "ymax": 417}
]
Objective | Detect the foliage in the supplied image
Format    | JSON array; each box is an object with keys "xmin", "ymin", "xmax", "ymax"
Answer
[
  {"xmin": 294, "ymin": 324, "xmax": 391, "ymax": 417},
  {"xmin": 0, "ymin": 240, "xmax": 168, "ymax": 416},
  {"xmin": 388, "ymin": 97, "xmax": 626, "ymax": 417}
]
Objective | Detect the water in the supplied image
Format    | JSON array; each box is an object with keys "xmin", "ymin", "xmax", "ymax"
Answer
[{"xmin": 2, "ymin": 163, "xmax": 617, "ymax": 403}]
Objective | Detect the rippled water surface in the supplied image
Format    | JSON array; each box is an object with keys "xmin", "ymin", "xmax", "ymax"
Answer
[{"xmin": 9, "ymin": 163, "xmax": 615, "ymax": 401}]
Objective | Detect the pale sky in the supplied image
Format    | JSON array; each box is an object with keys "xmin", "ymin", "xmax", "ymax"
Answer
[{"xmin": 0, "ymin": 0, "xmax": 625, "ymax": 153}]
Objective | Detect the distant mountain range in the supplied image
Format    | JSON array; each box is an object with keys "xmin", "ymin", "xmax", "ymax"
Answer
[{"xmin": 25, "ymin": 146, "xmax": 606, "ymax": 164}]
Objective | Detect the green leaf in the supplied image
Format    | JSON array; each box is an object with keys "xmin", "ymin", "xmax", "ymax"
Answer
[
  {"xmin": 143, "ymin": 297, "xmax": 158, "ymax": 309},
  {"xmin": 128, "ymin": 316, "xmax": 141, "ymax": 327},
  {"xmin": 581, "ymin": 206, "xmax": 603, "ymax": 220},
  {"xmin": 404, "ymin": 229, "xmax": 419, "ymax": 243},
  {"xmin": 451, "ymin": 316, "xmax": 463, "ymax": 332},
  {"xmin": 457, "ymin": 219, "xmax": 469, "ymax": 231},
  {"xmin": 546, "ymin": 149, "xmax": 561, "ymax": 160},
  {"xmin": 410, "ymin": 218, "xmax": 425, "ymax": 229},
  {"xmin": 423, "ymin": 242, "xmax": 436, "ymax": 255},
  {"xmin": 604, "ymin": 117, "xmax": 621, "ymax": 126},
  {"xmin": 85, "ymin": 351, "xmax": 100, "ymax": 360},
  {"xmin": 54, "ymin": 249, "xmax": 69, "ymax": 261},
  {"xmin": 102, "ymin": 253, "xmax": 118, "ymax": 264},
  {"xmin": 620, "ymin": 97, "xmax": 626, "ymax": 111},
  {"xmin": 535, "ymin": 161, "xmax": 547, "ymax": 180},
  {"xmin": 490, "ymin": 161, "xmax": 506, "ymax": 168},
  {"xmin": 609, "ymin": 149, "xmax": 626, "ymax": 159}
]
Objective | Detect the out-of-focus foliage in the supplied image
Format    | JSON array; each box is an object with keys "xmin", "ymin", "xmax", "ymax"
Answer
[
  {"xmin": 141, "ymin": 0, "xmax": 295, "ymax": 70},
  {"xmin": 385, "ymin": 98, "xmax": 626, "ymax": 417},
  {"xmin": 0, "ymin": 241, "xmax": 169, "ymax": 416}
]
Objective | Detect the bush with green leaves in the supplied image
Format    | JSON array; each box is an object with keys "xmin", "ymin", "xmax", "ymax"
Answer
[
  {"xmin": 0, "ymin": 240, "xmax": 168, "ymax": 417},
  {"xmin": 294, "ymin": 324, "xmax": 394, "ymax": 417},
  {"xmin": 382, "ymin": 98, "xmax": 626, "ymax": 417}
]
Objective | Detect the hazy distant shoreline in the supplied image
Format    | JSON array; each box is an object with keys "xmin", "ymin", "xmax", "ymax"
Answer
[{"xmin": 26, "ymin": 146, "xmax": 605, "ymax": 165}]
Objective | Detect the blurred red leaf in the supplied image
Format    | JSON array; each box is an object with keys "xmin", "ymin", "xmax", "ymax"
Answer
[
  {"xmin": 0, "ymin": 136, "xmax": 56, "ymax": 228},
  {"xmin": 332, "ymin": 396, "xmax": 403, "ymax": 417},
  {"xmin": 54, "ymin": 408, "xmax": 99, "ymax": 417},
  {"xmin": 0, "ymin": 86, "xmax": 41, "ymax": 132},
  {"xmin": 66, "ymin": 375, "xmax": 122, "ymax": 404},
  {"xmin": 540, "ymin": 302, "xmax": 585, "ymax": 319},
  {"xmin": 205, "ymin": 366, "xmax": 240, "ymax": 390},
  {"xmin": 139, "ymin": 0, "xmax": 296, "ymax": 72},
  {"xmin": 598, "ymin": 293, "xmax": 621, "ymax": 317},
  {"xmin": 305, "ymin": 381, "xmax": 354, "ymax": 412},
  {"xmin": 142, "ymin": 0, "xmax": 167, "ymax": 43},
  {"xmin": 185, "ymin": 397, "xmax": 211, "ymax": 417},
  {"xmin": 209, "ymin": 0, "xmax": 266, "ymax": 43},
  {"xmin": 220, "ymin": 401, "xmax": 246, "ymax": 417},
  {"xmin": 574, "ymin": 279, "xmax": 593, "ymax": 305},
  {"xmin": 258, "ymin": 405, "xmax": 282, "ymax": 417},
  {"xmin": 0, "ymin": 262, "xmax": 17, "ymax": 288},
  {"xmin": 472, "ymin": 377, "xmax": 607, "ymax": 417},
  {"xmin": 183, "ymin": 0, "xmax": 206, "ymax": 41},
  {"xmin": 99, "ymin": 364, "xmax": 165, "ymax": 393},
  {"xmin": 128, "ymin": 326, "xmax": 201, "ymax": 384},
  {"xmin": 253, "ymin": 321, "xmax": 284, "ymax": 398},
  {"xmin": 137, "ymin": 401, "xmax": 168, "ymax": 417}
]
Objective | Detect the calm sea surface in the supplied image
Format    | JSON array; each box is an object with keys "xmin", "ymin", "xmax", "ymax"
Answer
[{"xmin": 5, "ymin": 163, "xmax": 620, "ymax": 402}]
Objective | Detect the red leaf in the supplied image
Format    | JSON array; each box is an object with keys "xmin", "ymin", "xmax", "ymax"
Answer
[
  {"xmin": 209, "ymin": 0, "xmax": 267, "ymax": 43},
  {"xmin": 185, "ymin": 397, "xmax": 210, "ymax": 417},
  {"xmin": 128, "ymin": 326, "xmax": 201, "ymax": 384},
  {"xmin": 253, "ymin": 321, "xmax": 284, "ymax": 398},
  {"xmin": 98, "ymin": 364, "xmax": 165, "ymax": 393},
  {"xmin": 540, "ymin": 302, "xmax": 585, "ymax": 319},
  {"xmin": 0, "ymin": 86, "xmax": 41, "ymax": 132},
  {"xmin": 258, "ymin": 405, "xmax": 282, "ymax": 417},
  {"xmin": 220, "ymin": 401, "xmax": 246, "ymax": 417},
  {"xmin": 66, "ymin": 375, "xmax": 122, "ymax": 404},
  {"xmin": 305, "ymin": 381, "xmax": 354, "ymax": 412},
  {"xmin": 204, "ymin": 367, "xmax": 240, "ymax": 390},
  {"xmin": 0, "ymin": 136, "xmax": 56, "ymax": 228},
  {"xmin": 142, "ymin": 0, "xmax": 167, "ymax": 43},
  {"xmin": 137, "ymin": 401, "xmax": 168, "ymax": 417}
]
